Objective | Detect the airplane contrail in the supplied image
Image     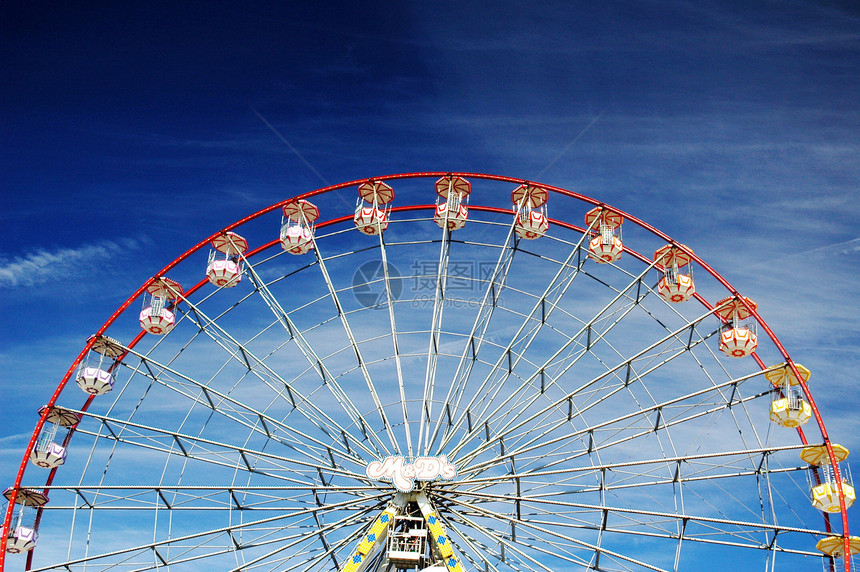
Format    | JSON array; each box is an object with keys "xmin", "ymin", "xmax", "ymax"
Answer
[
  {"xmin": 535, "ymin": 107, "xmax": 608, "ymax": 180},
  {"xmin": 251, "ymin": 106, "xmax": 331, "ymax": 187}
]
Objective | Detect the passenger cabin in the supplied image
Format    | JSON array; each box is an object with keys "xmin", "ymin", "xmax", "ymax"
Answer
[
  {"xmin": 714, "ymin": 296, "xmax": 758, "ymax": 358},
  {"xmin": 3, "ymin": 488, "xmax": 48, "ymax": 554},
  {"xmin": 766, "ymin": 363, "xmax": 812, "ymax": 428},
  {"xmin": 653, "ymin": 244, "xmax": 695, "ymax": 303},
  {"xmin": 585, "ymin": 207, "xmax": 623, "ymax": 263},
  {"xmin": 801, "ymin": 444, "xmax": 856, "ymax": 513},
  {"xmin": 206, "ymin": 231, "xmax": 247, "ymax": 287},
  {"xmin": 76, "ymin": 335, "xmax": 124, "ymax": 395},
  {"xmin": 29, "ymin": 406, "xmax": 80, "ymax": 469},
  {"xmin": 281, "ymin": 199, "xmax": 319, "ymax": 254},
  {"xmin": 512, "ymin": 184, "xmax": 548, "ymax": 240},
  {"xmin": 139, "ymin": 278, "xmax": 183, "ymax": 335},
  {"xmin": 355, "ymin": 181, "xmax": 394, "ymax": 235},
  {"xmin": 816, "ymin": 535, "xmax": 860, "ymax": 572},
  {"xmin": 433, "ymin": 175, "xmax": 471, "ymax": 231}
]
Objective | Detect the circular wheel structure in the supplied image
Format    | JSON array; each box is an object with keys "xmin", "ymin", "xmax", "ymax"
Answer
[{"xmin": 2, "ymin": 173, "xmax": 854, "ymax": 571}]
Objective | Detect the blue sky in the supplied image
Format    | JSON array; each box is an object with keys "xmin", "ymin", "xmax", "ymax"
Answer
[{"xmin": 2, "ymin": 1, "xmax": 859, "ymax": 569}]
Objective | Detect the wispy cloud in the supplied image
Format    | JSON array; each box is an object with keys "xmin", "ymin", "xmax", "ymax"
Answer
[
  {"xmin": 740, "ymin": 237, "xmax": 860, "ymax": 273},
  {"xmin": 0, "ymin": 238, "xmax": 144, "ymax": 289},
  {"xmin": 0, "ymin": 433, "xmax": 29, "ymax": 447},
  {"xmin": 800, "ymin": 237, "xmax": 860, "ymax": 257}
]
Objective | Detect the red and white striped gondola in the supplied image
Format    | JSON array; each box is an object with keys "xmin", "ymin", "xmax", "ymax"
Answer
[
  {"xmin": 586, "ymin": 207, "xmax": 623, "ymax": 263},
  {"xmin": 654, "ymin": 244, "xmax": 695, "ymax": 303},
  {"xmin": 281, "ymin": 199, "xmax": 319, "ymax": 254},
  {"xmin": 354, "ymin": 181, "xmax": 394, "ymax": 235},
  {"xmin": 139, "ymin": 277, "xmax": 182, "ymax": 335},
  {"xmin": 433, "ymin": 176, "xmax": 471, "ymax": 231},
  {"xmin": 715, "ymin": 296, "xmax": 758, "ymax": 358},
  {"xmin": 512, "ymin": 183, "xmax": 548, "ymax": 240},
  {"xmin": 206, "ymin": 231, "xmax": 247, "ymax": 287}
]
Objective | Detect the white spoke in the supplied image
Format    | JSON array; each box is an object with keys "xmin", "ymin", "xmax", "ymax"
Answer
[
  {"xmin": 430, "ymin": 218, "xmax": 519, "ymax": 453},
  {"xmin": 443, "ymin": 505, "xmax": 573, "ymax": 570},
  {"xmin": 226, "ymin": 504, "xmax": 378, "ymax": 572},
  {"xmin": 460, "ymin": 367, "xmax": 769, "ymax": 477},
  {"xmin": 312, "ymin": 235, "xmax": 400, "ymax": 455},
  {"xmin": 172, "ymin": 301, "xmax": 374, "ymax": 461},
  {"xmin": 69, "ymin": 409, "xmax": 366, "ymax": 482},
  {"xmin": 453, "ymin": 304, "xmax": 718, "ymax": 466},
  {"xmin": 119, "ymin": 344, "xmax": 364, "ymax": 467},
  {"xmin": 240, "ymin": 250, "xmax": 387, "ymax": 459},
  {"xmin": 418, "ymin": 221, "xmax": 453, "ymax": 456},
  {"xmin": 434, "ymin": 215, "xmax": 599, "ymax": 455},
  {"xmin": 440, "ymin": 493, "xmax": 670, "ymax": 572},
  {"xmin": 28, "ymin": 492, "xmax": 389, "ymax": 571},
  {"xmin": 434, "ymin": 488, "xmax": 824, "ymax": 555},
  {"xmin": 377, "ymin": 231, "xmax": 413, "ymax": 457}
]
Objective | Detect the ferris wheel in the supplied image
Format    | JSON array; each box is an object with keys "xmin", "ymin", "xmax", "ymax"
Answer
[{"xmin": 3, "ymin": 173, "xmax": 857, "ymax": 571}]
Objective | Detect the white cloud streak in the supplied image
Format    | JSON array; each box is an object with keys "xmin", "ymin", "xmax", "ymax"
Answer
[
  {"xmin": 0, "ymin": 239, "xmax": 142, "ymax": 289},
  {"xmin": 0, "ymin": 433, "xmax": 29, "ymax": 447},
  {"xmin": 806, "ymin": 237, "xmax": 860, "ymax": 257}
]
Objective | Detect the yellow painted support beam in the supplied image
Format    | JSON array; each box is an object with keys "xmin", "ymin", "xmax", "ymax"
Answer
[
  {"xmin": 416, "ymin": 492, "xmax": 466, "ymax": 572},
  {"xmin": 340, "ymin": 504, "xmax": 401, "ymax": 572}
]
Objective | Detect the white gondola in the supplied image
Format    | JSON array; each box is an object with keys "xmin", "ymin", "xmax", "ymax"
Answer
[
  {"xmin": 715, "ymin": 296, "xmax": 758, "ymax": 358},
  {"xmin": 280, "ymin": 199, "xmax": 319, "ymax": 254},
  {"xmin": 139, "ymin": 277, "xmax": 183, "ymax": 335},
  {"xmin": 3, "ymin": 488, "xmax": 48, "ymax": 554},
  {"xmin": 586, "ymin": 207, "xmax": 623, "ymax": 263},
  {"xmin": 433, "ymin": 176, "xmax": 471, "ymax": 231},
  {"xmin": 654, "ymin": 244, "xmax": 695, "ymax": 303},
  {"xmin": 206, "ymin": 231, "xmax": 247, "ymax": 287},
  {"xmin": 29, "ymin": 406, "xmax": 80, "ymax": 469},
  {"xmin": 512, "ymin": 183, "xmax": 548, "ymax": 239},
  {"xmin": 75, "ymin": 335, "xmax": 124, "ymax": 395},
  {"xmin": 355, "ymin": 181, "xmax": 394, "ymax": 235}
]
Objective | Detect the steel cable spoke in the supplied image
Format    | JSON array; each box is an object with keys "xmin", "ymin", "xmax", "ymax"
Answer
[
  {"xmin": 27, "ymin": 492, "xmax": 389, "ymax": 571},
  {"xmin": 239, "ymin": 250, "xmax": 388, "ymax": 459},
  {"xmin": 310, "ymin": 233, "xmax": 400, "ymax": 456},
  {"xmin": 118, "ymin": 345, "xmax": 365, "ymax": 468}
]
